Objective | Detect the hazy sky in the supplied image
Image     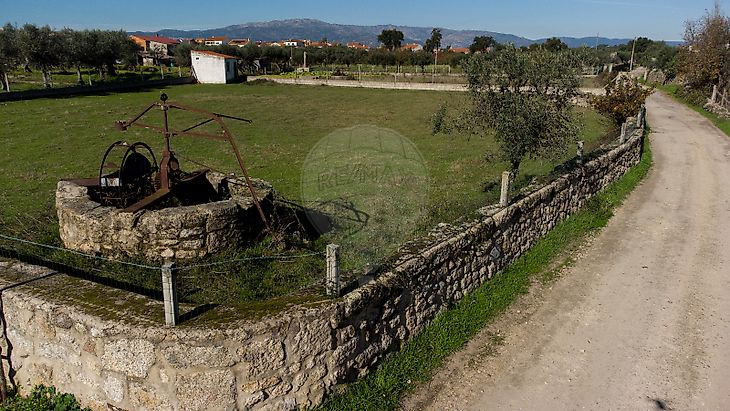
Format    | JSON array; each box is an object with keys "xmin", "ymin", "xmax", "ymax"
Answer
[{"xmin": 2, "ymin": 0, "xmax": 720, "ymax": 40}]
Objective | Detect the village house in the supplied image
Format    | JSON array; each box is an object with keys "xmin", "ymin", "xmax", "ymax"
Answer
[
  {"xmin": 228, "ymin": 38, "xmax": 251, "ymax": 47},
  {"xmin": 306, "ymin": 40, "xmax": 333, "ymax": 48},
  {"xmin": 402, "ymin": 43, "xmax": 423, "ymax": 51},
  {"xmin": 190, "ymin": 49, "xmax": 239, "ymax": 84},
  {"xmin": 347, "ymin": 42, "xmax": 370, "ymax": 50},
  {"xmin": 450, "ymin": 47, "xmax": 470, "ymax": 54},
  {"xmin": 129, "ymin": 34, "xmax": 180, "ymax": 66},
  {"xmin": 195, "ymin": 36, "xmax": 226, "ymax": 46},
  {"xmin": 257, "ymin": 41, "xmax": 283, "ymax": 47},
  {"xmin": 283, "ymin": 39, "xmax": 305, "ymax": 47}
]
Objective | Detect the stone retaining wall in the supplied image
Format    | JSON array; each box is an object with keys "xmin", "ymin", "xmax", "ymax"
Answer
[{"xmin": 1, "ymin": 121, "xmax": 644, "ymax": 410}]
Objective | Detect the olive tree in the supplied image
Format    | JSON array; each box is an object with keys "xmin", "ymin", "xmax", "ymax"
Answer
[
  {"xmin": 19, "ymin": 24, "xmax": 64, "ymax": 88},
  {"xmin": 452, "ymin": 47, "xmax": 581, "ymax": 174},
  {"xmin": 0, "ymin": 23, "xmax": 21, "ymax": 91}
]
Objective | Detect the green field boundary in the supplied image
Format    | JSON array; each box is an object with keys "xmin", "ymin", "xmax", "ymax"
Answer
[{"xmin": 317, "ymin": 133, "xmax": 653, "ymax": 411}]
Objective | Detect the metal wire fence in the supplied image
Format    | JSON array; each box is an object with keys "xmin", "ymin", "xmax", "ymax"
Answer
[{"xmin": 0, "ymin": 232, "xmax": 330, "ymax": 325}]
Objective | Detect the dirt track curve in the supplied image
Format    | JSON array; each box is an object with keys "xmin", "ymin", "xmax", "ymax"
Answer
[{"xmin": 403, "ymin": 91, "xmax": 730, "ymax": 411}]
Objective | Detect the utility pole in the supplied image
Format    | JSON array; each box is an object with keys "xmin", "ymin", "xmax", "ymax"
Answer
[
  {"xmin": 629, "ymin": 37, "xmax": 637, "ymax": 72},
  {"xmin": 432, "ymin": 48, "xmax": 438, "ymax": 83}
]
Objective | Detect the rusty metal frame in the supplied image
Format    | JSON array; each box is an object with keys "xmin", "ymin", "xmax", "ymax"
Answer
[{"xmin": 115, "ymin": 96, "xmax": 271, "ymax": 233}]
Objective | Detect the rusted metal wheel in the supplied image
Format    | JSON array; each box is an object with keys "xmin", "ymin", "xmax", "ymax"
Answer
[{"xmin": 98, "ymin": 141, "xmax": 158, "ymax": 208}]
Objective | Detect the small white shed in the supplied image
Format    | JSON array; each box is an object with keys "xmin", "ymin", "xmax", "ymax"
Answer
[{"xmin": 191, "ymin": 50, "xmax": 238, "ymax": 84}]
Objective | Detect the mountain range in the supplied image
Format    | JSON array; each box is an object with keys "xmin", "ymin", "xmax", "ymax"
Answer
[{"xmin": 138, "ymin": 19, "xmax": 681, "ymax": 48}]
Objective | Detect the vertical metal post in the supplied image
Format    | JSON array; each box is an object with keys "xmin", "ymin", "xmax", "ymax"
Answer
[
  {"xmin": 499, "ymin": 171, "xmax": 512, "ymax": 208},
  {"xmin": 161, "ymin": 262, "xmax": 178, "ymax": 326},
  {"xmin": 326, "ymin": 244, "xmax": 340, "ymax": 297},
  {"xmin": 577, "ymin": 141, "xmax": 585, "ymax": 165}
]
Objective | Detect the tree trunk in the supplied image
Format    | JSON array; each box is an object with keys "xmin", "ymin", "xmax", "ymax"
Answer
[
  {"xmin": 1, "ymin": 72, "xmax": 9, "ymax": 92},
  {"xmin": 98, "ymin": 67, "xmax": 104, "ymax": 80},
  {"xmin": 510, "ymin": 159, "xmax": 521, "ymax": 176},
  {"xmin": 106, "ymin": 62, "xmax": 117, "ymax": 76},
  {"xmin": 76, "ymin": 66, "xmax": 83, "ymax": 84},
  {"xmin": 42, "ymin": 70, "xmax": 51, "ymax": 88}
]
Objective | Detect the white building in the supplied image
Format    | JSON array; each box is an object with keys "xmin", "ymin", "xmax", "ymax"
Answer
[{"xmin": 191, "ymin": 50, "xmax": 238, "ymax": 84}]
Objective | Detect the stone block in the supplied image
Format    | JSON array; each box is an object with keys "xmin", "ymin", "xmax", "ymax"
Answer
[
  {"xmin": 129, "ymin": 382, "xmax": 173, "ymax": 411},
  {"xmin": 161, "ymin": 343, "xmax": 235, "ymax": 369},
  {"xmin": 238, "ymin": 337, "xmax": 285, "ymax": 376},
  {"xmin": 102, "ymin": 373, "xmax": 126, "ymax": 403},
  {"xmin": 176, "ymin": 369, "xmax": 236, "ymax": 411},
  {"xmin": 101, "ymin": 339, "xmax": 155, "ymax": 378}
]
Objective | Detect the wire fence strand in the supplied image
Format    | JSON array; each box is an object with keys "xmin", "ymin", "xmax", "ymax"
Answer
[
  {"xmin": 0, "ymin": 233, "xmax": 325, "ymax": 273},
  {"xmin": 0, "ymin": 233, "xmax": 160, "ymax": 270},
  {"xmin": 173, "ymin": 251, "xmax": 325, "ymax": 271}
]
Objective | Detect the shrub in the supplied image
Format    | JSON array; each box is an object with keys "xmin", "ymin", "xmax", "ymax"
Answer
[
  {"xmin": 0, "ymin": 385, "xmax": 90, "ymax": 411},
  {"xmin": 591, "ymin": 75, "xmax": 652, "ymax": 126}
]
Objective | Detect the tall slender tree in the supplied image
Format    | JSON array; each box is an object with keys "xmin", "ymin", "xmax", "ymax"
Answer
[{"xmin": 424, "ymin": 28, "xmax": 442, "ymax": 53}]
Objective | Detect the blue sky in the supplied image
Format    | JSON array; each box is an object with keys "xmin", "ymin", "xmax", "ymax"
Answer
[{"xmin": 2, "ymin": 0, "xmax": 719, "ymax": 41}]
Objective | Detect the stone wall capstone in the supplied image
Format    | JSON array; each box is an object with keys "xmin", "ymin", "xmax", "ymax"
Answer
[{"xmin": 2, "ymin": 120, "xmax": 645, "ymax": 410}]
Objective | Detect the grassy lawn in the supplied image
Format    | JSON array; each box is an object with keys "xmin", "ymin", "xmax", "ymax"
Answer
[
  {"xmin": 318, "ymin": 132, "xmax": 653, "ymax": 411},
  {"xmin": 0, "ymin": 83, "xmax": 612, "ymax": 305},
  {"xmin": 655, "ymin": 83, "xmax": 730, "ymax": 138}
]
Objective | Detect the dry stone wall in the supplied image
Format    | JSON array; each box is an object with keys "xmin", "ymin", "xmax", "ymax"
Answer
[{"xmin": 1, "ymin": 121, "xmax": 644, "ymax": 410}]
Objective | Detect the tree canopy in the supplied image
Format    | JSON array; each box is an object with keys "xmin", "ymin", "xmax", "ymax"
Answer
[
  {"xmin": 679, "ymin": 1, "xmax": 730, "ymax": 92},
  {"xmin": 543, "ymin": 37, "xmax": 568, "ymax": 52},
  {"xmin": 456, "ymin": 47, "xmax": 581, "ymax": 173},
  {"xmin": 469, "ymin": 36, "xmax": 497, "ymax": 54},
  {"xmin": 378, "ymin": 29, "xmax": 404, "ymax": 51},
  {"xmin": 424, "ymin": 28, "xmax": 442, "ymax": 53}
]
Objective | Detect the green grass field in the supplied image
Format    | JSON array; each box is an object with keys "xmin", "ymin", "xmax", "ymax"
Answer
[{"xmin": 0, "ymin": 83, "xmax": 612, "ymax": 305}]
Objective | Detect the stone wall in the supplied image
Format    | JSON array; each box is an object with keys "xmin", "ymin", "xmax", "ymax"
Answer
[
  {"xmin": 1, "ymin": 121, "xmax": 644, "ymax": 410},
  {"xmin": 56, "ymin": 173, "xmax": 273, "ymax": 261}
]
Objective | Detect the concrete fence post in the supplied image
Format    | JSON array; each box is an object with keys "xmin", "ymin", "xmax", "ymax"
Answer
[
  {"xmin": 326, "ymin": 244, "xmax": 341, "ymax": 297},
  {"xmin": 637, "ymin": 105, "xmax": 645, "ymax": 129},
  {"xmin": 711, "ymin": 84, "xmax": 718, "ymax": 104},
  {"xmin": 499, "ymin": 171, "xmax": 512, "ymax": 207},
  {"xmin": 577, "ymin": 140, "xmax": 585, "ymax": 165},
  {"xmin": 161, "ymin": 262, "xmax": 179, "ymax": 326},
  {"xmin": 620, "ymin": 122, "xmax": 627, "ymax": 144}
]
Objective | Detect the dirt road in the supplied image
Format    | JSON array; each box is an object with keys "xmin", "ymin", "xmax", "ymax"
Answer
[{"xmin": 404, "ymin": 92, "xmax": 730, "ymax": 410}]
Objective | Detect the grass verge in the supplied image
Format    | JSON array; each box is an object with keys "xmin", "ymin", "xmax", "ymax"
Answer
[
  {"xmin": 318, "ymin": 133, "xmax": 653, "ymax": 410},
  {"xmin": 655, "ymin": 83, "xmax": 730, "ymax": 138}
]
